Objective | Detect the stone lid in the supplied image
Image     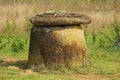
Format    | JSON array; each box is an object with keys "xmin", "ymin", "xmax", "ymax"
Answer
[{"xmin": 30, "ymin": 11, "xmax": 91, "ymax": 26}]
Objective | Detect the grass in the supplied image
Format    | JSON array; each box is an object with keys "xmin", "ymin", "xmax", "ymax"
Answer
[
  {"xmin": 0, "ymin": 37, "xmax": 29, "ymax": 53},
  {"xmin": 0, "ymin": 0, "xmax": 120, "ymax": 80},
  {"xmin": 0, "ymin": 46, "xmax": 120, "ymax": 80},
  {"xmin": 0, "ymin": 67, "xmax": 75, "ymax": 80}
]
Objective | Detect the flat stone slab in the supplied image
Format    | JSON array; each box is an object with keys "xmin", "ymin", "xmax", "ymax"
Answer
[{"xmin": 30, "ymin": 11, "xmax": 91, "ymax": 26}]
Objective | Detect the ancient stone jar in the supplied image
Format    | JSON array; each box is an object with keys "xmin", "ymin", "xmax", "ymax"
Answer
[{"xmin": 28, "ymin": 11, "xmax": 91, "ymax": 69}]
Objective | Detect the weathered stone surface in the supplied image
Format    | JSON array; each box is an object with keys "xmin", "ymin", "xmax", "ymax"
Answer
[
  {"xmin": 28, "ymin": 26, "xmax": 88, "ymax": 69},
  {"xmin": 28, "ymin": 11, "xmax": 91, "ymax": 69},
  {"xmin": 30, "ymin": 11, "xmax": 91, "ymax": 26}
]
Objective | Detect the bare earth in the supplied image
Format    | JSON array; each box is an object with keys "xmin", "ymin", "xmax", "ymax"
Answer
[
  {"xmin": 72, "ymin": 74, "xmax": 110, "ymax": 80},
  {"xmin": 0, "ymin": 58, "xmax": 110, "ymax": 80}
]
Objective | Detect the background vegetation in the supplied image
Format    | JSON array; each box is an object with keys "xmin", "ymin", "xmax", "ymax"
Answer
[
  {"xmin": 0, "ymin": 0, "xmax": 120, "ymax": 52},
  {"xmin": 0, "ymin": 0, "xmax": 120, "ymax": 80}
]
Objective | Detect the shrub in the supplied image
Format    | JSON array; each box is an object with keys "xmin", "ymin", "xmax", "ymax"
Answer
[
  {"xmin": 0, "ymin": 37, "xmax": 29, "ymax": 53},
  {"xmin": 11, "ymin": 38, "xmax": 29, "ymax": 52}
]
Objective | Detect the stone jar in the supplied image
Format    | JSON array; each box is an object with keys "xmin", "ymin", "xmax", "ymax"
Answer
[{"xmin": 28, "ymin": 11, "xmax": 91, "ymax": 69}]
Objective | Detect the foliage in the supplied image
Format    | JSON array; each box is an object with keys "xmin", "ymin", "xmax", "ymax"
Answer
[
  {"xmin": 0, "ymin": 20, "xmax": 31, "ymax": 53},
  {"xmin": 11, "ymin": 38, "xmax": 29, "ymax": 52},
  {"xmin": 0, "ymin": 37, "xmax": 29, "ymax": 53},
  {"xmin": 84, "ymin": 16, "xmax": 120, "ymax": 48},
  {"xmin": 2, "ymin": 21, "xmax": 19, "ymax": 37}
]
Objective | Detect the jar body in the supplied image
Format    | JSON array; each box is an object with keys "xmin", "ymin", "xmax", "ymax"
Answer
[{"xmin": 28, "ymin": 26, "xmax": 88, "ymax": 69}]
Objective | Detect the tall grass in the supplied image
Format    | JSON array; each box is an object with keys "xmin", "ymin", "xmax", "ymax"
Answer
[
  {"xmin": 0, "ymin": 0, "xmax": 120, "ymax": 31},
  {"xmin": 0, "ymin": 0, "xmax": 120, "ymax": 53}
]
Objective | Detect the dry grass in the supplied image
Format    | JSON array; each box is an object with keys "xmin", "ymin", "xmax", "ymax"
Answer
[
  {"xmin": 0, "ymin": 4, "xmax": 34, "ymax": 30},
  {"xmin": 0, "ymin": 0, "xmax": 120, "ymax": 33}
]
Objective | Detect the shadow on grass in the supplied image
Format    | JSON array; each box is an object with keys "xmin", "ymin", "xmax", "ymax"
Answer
[{"xmin": 0, "ymin": 59, "xmax": 28, "ymax": 70}]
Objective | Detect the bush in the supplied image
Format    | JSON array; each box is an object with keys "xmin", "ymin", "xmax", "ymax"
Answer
[
  {"xmin": 11, "ymin": 38, "xmax": 29, "ymax": 52},
  {"xmin": 0, "ymin": 37, "xmax": 29, "ymax": 53}
]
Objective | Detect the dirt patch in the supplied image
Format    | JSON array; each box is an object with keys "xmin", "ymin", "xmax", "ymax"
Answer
[
  {"xmin": 1, "ymin": 57, "xmax": 17, "ymax": 62},
  {"xmin": 0, "ymin": 58, "xmax": 27, "ymax": 69},
  {"xmin": 0, "ymin": 58, "xmax": 38, "ymax": 75},
  {"xmin": 20, "ymin": 69, "xmax": 38, "ymax": 75},
  {"xmin": 8, "ymin": 66, "xmax": 20, "ymax": 70},
  {"xmin": 72, "ymin": 74, "xmax": 110, "ymax": 80}
]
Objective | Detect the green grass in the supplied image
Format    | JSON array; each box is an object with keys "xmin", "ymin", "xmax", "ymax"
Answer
[
  {"xmin": 0, "ymin": 37, "xmax": 29, "ymax": 53},
  {"xmin": 0, "ymin": 46, "xmax": 120, "ymax": 80},
  {"xmin": 0, "ymin": 67, "xmax": 75, "ymax": 80},
  {"xmin": 0, "ymin": 52, "xmax": 28, "ymax": 60},
  {"xmin": 73, "ymin": 47, "xmax": 120, "ymax": 78}
]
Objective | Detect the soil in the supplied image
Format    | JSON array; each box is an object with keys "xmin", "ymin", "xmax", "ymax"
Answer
[
  {"xmin": 72, "ymin": 74, "xmax": 110, "ymax": 80},
  {"xmin": 0, "ymin": 58, "xmax": 110, "ymax": 80}
]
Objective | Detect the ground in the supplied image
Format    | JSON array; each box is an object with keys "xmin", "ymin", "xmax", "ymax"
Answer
[{"xmin": 0, "ymin": 53, "xmax": 113, "ymax": 80}]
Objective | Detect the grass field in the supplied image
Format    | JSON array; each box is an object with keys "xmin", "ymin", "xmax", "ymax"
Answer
[
  {"xmin": 0, "ymin": 47, "xmax": 120, "ymax": 80},
  {"xmin": 0, "ymin": 0, "xmax": 120, "ymax": 80}
]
